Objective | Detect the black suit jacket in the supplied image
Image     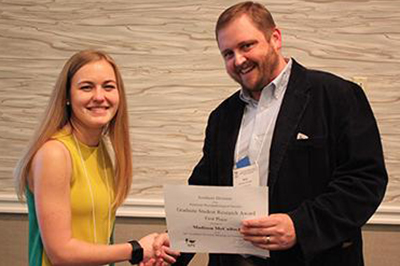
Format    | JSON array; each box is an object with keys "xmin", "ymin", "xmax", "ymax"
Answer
[{"xmin": 175, "ymin": 60, "xmax": 387, "ymax": 266}]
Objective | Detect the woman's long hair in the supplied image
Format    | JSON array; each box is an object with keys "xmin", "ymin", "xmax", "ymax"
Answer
[{"xmin": 14, "ymin": 50, "xmax": 132, "ymax": 208}]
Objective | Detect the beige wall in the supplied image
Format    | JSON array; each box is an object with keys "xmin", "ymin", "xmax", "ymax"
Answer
[
  {"xmin": 1, "ymin": 213, "xmax": 399, "ymax": 266},
  {"xmin": 1, "ymin": 0, "xmax": 399, "ymax": 207}
]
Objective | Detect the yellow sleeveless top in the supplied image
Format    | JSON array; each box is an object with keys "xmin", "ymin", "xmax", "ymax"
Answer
[{"xmin": 34, "ymin": 129, "xmax": 116, "ymax": 265}]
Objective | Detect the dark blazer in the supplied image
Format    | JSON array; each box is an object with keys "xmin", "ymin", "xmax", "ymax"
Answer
[{"xmin": 175, "ymin": 60, "xmax": 387, "ymax": 266}]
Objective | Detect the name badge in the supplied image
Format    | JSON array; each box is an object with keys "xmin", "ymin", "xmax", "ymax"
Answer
[{"xmin": 233, "ymin": 156, "xmax": 259, "ymax": 187}]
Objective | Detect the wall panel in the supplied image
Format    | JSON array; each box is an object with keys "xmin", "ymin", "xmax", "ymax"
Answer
[{"xmin": 0, "ymin": 0, "xmax": 399, "ymax": 213}]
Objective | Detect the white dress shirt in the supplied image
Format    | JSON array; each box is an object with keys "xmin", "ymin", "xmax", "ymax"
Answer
[{"xmin": 235, "ymin": 59, "xmax": 292, "ymax": 186}]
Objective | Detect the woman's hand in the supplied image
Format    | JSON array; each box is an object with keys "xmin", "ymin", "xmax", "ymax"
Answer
[
  {"xmin": 138, "ymin": 233, "xmax": 159, "ymax": 262},
  {"xmin": 153, "ymin": 233, "xmax": 180, "ymax": 265}
]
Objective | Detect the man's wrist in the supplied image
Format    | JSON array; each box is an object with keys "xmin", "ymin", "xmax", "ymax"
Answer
[{"xmin": 128, "ymin": 240, "xmax": 144, "ymax": 265}]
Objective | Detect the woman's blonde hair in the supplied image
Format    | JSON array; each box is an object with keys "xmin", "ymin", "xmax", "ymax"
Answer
[{"xmin": 14, "ymin": 49, "xmax": 132, "ymax": 208}]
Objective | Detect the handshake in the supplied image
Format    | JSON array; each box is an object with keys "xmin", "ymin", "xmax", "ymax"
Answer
[{"xmin": 137, "ymin": 232, "xmax": 180, "ymax": 266}]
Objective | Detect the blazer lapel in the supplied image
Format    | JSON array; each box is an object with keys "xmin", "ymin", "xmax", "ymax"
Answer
[
  {"xmin": 268, "ymin": 60, "xmax": 311, "ymax": 191},
  {"xmin": 220, "ymin": 92, "xmax": 245, "ymax": 186}
]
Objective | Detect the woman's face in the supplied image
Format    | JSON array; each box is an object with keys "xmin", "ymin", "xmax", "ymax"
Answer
[{"xmin": 69, "ymin": 59, "xmax": 120, "ymax": 132}]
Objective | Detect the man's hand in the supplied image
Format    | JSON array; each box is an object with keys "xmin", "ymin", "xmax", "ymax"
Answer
[{"xmin": 240, "ymin": 213, "xmax": 296, "ymax": 250}]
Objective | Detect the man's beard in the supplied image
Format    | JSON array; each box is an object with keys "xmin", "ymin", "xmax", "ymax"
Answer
[{"xmin": 238, "ymin": 49, "xmax": 279, "ymax": 93}]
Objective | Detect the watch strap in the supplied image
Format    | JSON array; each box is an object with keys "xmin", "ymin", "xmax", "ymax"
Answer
[{"xmin": 128, "ymin": 240, "xmax": 144, "ymax": 265}]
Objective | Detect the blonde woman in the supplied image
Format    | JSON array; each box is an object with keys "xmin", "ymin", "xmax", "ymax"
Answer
[{"xmin": 14, "ymin": 50, "xmax": 178, "ymax": 266}]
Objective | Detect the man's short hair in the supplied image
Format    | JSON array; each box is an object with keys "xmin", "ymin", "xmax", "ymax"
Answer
[{"xmin": 215, "ymin": 1, "xmax": 276, "ymax": 41}]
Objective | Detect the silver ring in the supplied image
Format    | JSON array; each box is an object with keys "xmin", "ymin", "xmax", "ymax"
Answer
[{"xmin": 264, "ymin": 236, "xmax": 270, "ymax": 244}]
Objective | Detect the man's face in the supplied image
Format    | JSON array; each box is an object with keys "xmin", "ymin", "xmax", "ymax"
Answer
[{"xmin": 217, "ymin": 15, "xmax": 282, "ymax": 99}]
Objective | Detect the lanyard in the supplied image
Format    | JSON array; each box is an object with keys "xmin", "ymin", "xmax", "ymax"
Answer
[{"xmin": 73, "ymin": 134, "xmax": 112, "ymax": 244}]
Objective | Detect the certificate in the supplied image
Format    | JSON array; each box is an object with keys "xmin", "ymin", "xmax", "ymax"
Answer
[{"xmin": 163, "ymin": 185, "xmax": 269, "ymax": 257}]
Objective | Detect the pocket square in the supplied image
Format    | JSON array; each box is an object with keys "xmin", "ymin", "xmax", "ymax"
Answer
[
  {"xmin": 296, "ymin": 132, "xmax": 309, "ymax": 140},
  {"xmin": 342, "ymin": 241, "xmax": 353, "ymax": 248}
]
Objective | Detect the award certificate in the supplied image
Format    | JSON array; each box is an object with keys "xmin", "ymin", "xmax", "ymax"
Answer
[{"xmin": 163, "ymin": 185, "xmax": 269, "ymax": 257}]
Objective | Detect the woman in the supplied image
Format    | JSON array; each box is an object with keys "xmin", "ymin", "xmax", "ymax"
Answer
[{"xmin": 14, "ymin": 50, "xmax": 177, "ymax": 265}]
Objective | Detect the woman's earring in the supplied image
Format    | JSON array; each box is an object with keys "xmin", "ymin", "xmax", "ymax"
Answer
[{"xmin": 66, "ymin": 101, "xmax": 70, "ymax": 106}]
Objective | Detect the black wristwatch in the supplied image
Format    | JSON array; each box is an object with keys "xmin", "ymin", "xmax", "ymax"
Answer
[{"xmin": 128, "ymin": 240, "xmax": 144, "ymax": 265}]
